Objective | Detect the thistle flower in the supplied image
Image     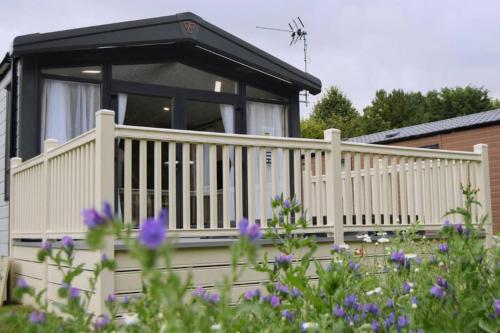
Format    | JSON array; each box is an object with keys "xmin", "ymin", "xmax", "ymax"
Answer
[
  {"xmin": 391, "ymin": 251, "xmax": 405, "ymax": 265},
  {"xmin": 282, "ymin": 309, "xmax": 295, "ymax": 322},
  {"xmin": 291, "ymin": 288, "xmax": 302, "ymax": 298},
  {"xmin": 275, "ymin": 282, "xmax": 289, "ymax": 295},
  {"xmin": 364, "ymin": 303, "xmax": 380, "ymax": 316},
  {"xmin": 69, "ymin": 287, "xmax": 80, "ymax": 299},
  {"xmin": 438, "ymin": 243, "xmax": 449, "ymax": 253},
  {"xmin": 384, "ymin": 312, "xmax": 395, "ymax": 329},
  {"xmin": 348, "ymin": 260, "xmax": 360, "ymax": 271},
  {"xmin": 270, "ymin": 295, "xmax": 281, "ymax": 308},
  {"xmin": 333, "ymin": 305, "xmax": 346, "ymax": 317},
  {"xmin": 430, "ymin": 285, "xmax": 445, "ymax": 299},
  {"xmin": 493, "ymin": 299, "xmax": 500, "ymax": 316},
  {"xmin": 61, "ymin": 236, "xmax": 74, "ymax": 249},
  {"xmin": 283, "ymin": 200, "xmax": 291, "ymax": 209},
  {"xmin": 94, "ymin": 315, "xmax": 110, "ymax": 330},
  {"xmin": 332, "ymin": 244, "xmax": 349, "ymax": 252},
  {"xmin": 403, "ymin": 282, "xmax": 414, "ymax": 294},
  {"xmin": 397, "ymin": 315, "xmax": 410, "ymax": 330},
  {"xmin": 436, "ymin": 276, "xmax": 449, "ymax": 289},
  {"xmin": 139, "ymin": 217, "xmax": 166, "ymax": 250},
  {"xmin": 386, "ymin": 298, "xmax": 394, "ymax": 308},
  {"xmin": 17, "ymin": 277, "xmax": 29, "ymax": 289},
  {"xmin": 344, "ymin": 294, "xmax": 358, "ymax": 308},
  {"xmin": 105, "ymin": 293, "xmax": 116, "ymax": 303},
  {"xmin": 275, "ymin": 253, "xmax": 293, "ymax": 267},
  {"xmin": 29, "ymin": 311, "xmax": 45, "ymax": 324},
  {"xmin": 82, "ymin": 208, "xmax": 106, "ymax": 228},
  {"xmin": 41, "ymin": 241, "xmax": 52, "ymax": 252},
  {"xmin": 238, "ymin": 218, "xmax": 261, "ymax": 242},
  {"xmin": 244, "ymin": 289, "xmax": 260, "ymax": 301},
  {"xmin": 371, "ymin": 320, "xmax": 381, "ymax": 332},
  {"xmin": 411, "ymin": 296, "xmax": 418, "ymax": 309}
]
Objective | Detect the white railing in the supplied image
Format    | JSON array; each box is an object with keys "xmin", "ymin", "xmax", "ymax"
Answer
[{"xmin": 9, "ymin": 110, "xmax": 493, "ymax": 246}]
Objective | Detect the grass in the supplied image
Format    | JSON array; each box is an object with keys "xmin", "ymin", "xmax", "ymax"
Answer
[{"xmin": 0, "ymin": 304, "xmax": 33, "ymax": 333}]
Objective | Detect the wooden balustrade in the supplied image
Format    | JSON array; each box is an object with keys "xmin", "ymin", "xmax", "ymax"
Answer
[{"xmin": 9, "ymin": 110, "xmax": 493, "ymax": 246}]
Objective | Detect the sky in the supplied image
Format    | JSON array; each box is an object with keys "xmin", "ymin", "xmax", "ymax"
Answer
[{"xmin": 1, "ymin": 0, "xmax": 499, "ymax": 118}]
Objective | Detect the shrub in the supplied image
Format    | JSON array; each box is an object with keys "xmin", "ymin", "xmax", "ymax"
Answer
[{"xmin": 2, "ymin": 187, "xmax": 499, "ymax": 332}]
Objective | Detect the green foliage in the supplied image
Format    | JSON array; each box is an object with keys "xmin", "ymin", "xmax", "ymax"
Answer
[
  {"xmin": 302, "ymin": 85, "xmax": 500, "ymax": 139},
  {"xmin": 306, "ymin": 86, "xmax": 363, "ymax": 139},
  {"xmin": 1, "ymin": 189, "xmax": 499, "ymax": 332}
]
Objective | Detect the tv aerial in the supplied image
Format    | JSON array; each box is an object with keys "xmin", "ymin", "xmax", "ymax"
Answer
[{"xmin": 257, "ymin": 17, "xmax": 310, "ymax": 105}]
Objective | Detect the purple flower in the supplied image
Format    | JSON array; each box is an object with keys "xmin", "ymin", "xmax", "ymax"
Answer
[
  {"xmin": 283, "ymin": 200, "xmax": 291, "ymax": 209},
  {"xmin": 428, "ymin": 255, "xmax": 437, "ymax": 263},
  {"xmin": 69, "ymin": 287, "xmax": 80, "ymax": 299},
  {"xmin": 244, "ymin": 289, "xmax": 260, "ymax": 301},
  {"xmin": 94, "ymin": 315, "xmax": 110, "ymax": 330},
  {"xmin": 101, "ymin": 254, "xmax": 109, "ymax": 263},
  {"xmin": 442, "ymin": 219, "xmax": 452, "ymax": 230},
  {"xmin": 436, "ymin": 276, "xmax": 448, "ymax": 289},
  {"xmin": 270, "ymin": 295, "xmax": 281, "ymax": 308},
  {"xmin": 238, "ymin": 218, "xmax": 261, "ymax": 242},
  {"xmin": 139, "ymin": 218, "xmax": 166, "ymax": 250},
  {"xmin": 29, "ymin": 311, "xmax": 45, "ymax": 324},
  {"xmin": 371, "ymin": 320, "xmax": 381, "ymax": 332},
  {"xmin": 391, "ymin": 251, "xmax": 405, "ymax": 265},
  {"xmin": 282, "ymin": 309, "xmax": 295, "ymax": 321},
  {"xmin": 411, "ymin": 296, "xmax": 418, "ymax": 306},
  {"xmin": 291, "ymin": 287, "xmax": 302, "ymax": 298},
  {"xmin": 416, "ymin": 256, "xmax": 423, "ymax": 265},
  {"xmin": 344, "ymin": 294, "xmax": 358, "ymax": 308},
  {"xmin": 274, "ymin": 194, "xmax": 281, "ymax": 202},
  {"xmin": 438, "ymin": 243, "xmax": 448, "ymax": 253},
  {"xmin": 275, "ymin": 253, "xmax": 293, "ymax": 267},
  {"xmin": 102, "ymin": 202, "xmax": 113, "ymax": 220},
  {"xmin": 397, "ymin": 316, "xmax": 409, "ymax": 329},
  {"xmin": 61, "ymin": 236, "xmax": 74, "ymax": 249},
  {"xmin": 193, "ymin": 286, "xmax": 205, "ymax": 298},
  {"xmin": 430, "ymin": 285, "xmax": 445, "ymax": 299},
  {"xmin": 275, "ymin": 282, "xmax": 289, "ymax": 295},
  {"xmin": 334, "ymin": 304, "xmax": 346, "ymax": 317},
  {"xmin": 82, "ymin": 208, "xmax": 106, "ymax": 228},
  {"xmin": 386, "ymin": 298, "xmax": 394, "ymax": 308},
  {"xmin": 193, "ymin": 287, "xmax": 219, "ymax": 304},
  {"xmin": 332, "ymin": 244, "xmax": 347, "ymax": 253},
  {"xmin": 384, "ymin": 312, "xmax": 396, "ymax": 329},
  {"xmin": 106, "ymin": 293, "xmax": 116, "ymax": 303},
  {"xmin": 157, "ymin": 209, "xmax": 168, "ymax": 225},
  {"xmin": 41, "ymin": 241, "xmax": 52, "ymax": 252},
  {"xmin": 364, "ymin": 303, "xmax": 380, "ymax": 316},
  {"xmin": 454, "ymin": 223, "xmax": 464, "ymax": 234},
  {"xmin": 402, "ymin": 282, "xmax": 413, "ymax": 294},
  {"xmin": 17, "ymin": 277, "xmax": 28, "ymax": 289},
  {"xmin": 348, "ymin": 260, "xmax": 360, "ymax": 271},
  {"xmin": 494, "ymin": 299, "xmax": 500, "ymax": 316}
]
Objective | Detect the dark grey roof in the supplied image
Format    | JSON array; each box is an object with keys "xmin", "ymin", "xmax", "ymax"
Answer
[
  {"xmin": 11, "ymin": 12, "xmax": 321, "ymax": 94},
  {"xmin": 348, "ymin": 108, "xmax": 500, "ymax": 144},
  {"xmin": 0, "ymin": 53, "xmax": 10, "ymax": 81}
]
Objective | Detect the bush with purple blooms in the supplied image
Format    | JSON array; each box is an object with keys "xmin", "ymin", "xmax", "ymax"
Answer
[{"xmin": 1, "ymin": 185, "xmax": 499, "ymax": 332}]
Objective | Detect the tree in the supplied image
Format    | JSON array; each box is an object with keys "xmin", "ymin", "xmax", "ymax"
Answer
[{"xmin": 302, "ymin": 86, "xmax": 362, "ymax": 139}]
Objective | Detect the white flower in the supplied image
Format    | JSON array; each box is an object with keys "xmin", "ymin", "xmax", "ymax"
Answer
[
  {"xmin": 439, "ymin": 261, "xmax": 445, "ymax": 267},
  {"xmin": 366, "ymin": 287, "xmax": 382, "ymax": 296},
  {"xmin": 357, "ymin": 233, "xmax": 369, "ymax": 239},
  {"xmin": 405, "ymin": 253, "xmax": 417, "ymax": 259},
  {"xmin": 415, "ymin": 268, "xmax": 420, "ymax": 273},
  {"xmin": 422, "ymin": 235, "xmax": 427, "ymax": 240},
  {"xmin": 123, "ymin": 313, "xmax": 139, "ymax": 326},
  {"xmin": 412, "ymin": 303, "xmax": 417, "ymax": 309},
  {"xmin": 211, "ymin": 323, "xmax": 222, "ymax": 331},
  {"xmin": 407, "ymin": 282, "xmax": 415, "ymax": 288},
  {"xmin": 301, "ymin": 322, "xmax": 319, "ymax": 331},
  {"xmin": 377, "ymin": 231, "xmax": 387, "ymax": 236},
  {"xmin": 378, "ymin": 237, "xmax": 390, "ymax": 243},
  {"xmin": 335, "ymin": 259, "xmax": 343, "ymax": 264},
  {"xmin": 363, "ymin": 236, "xmax": 372, "ymax": 243}
]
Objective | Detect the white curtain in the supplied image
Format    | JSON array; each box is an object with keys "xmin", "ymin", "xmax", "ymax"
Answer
[
  {"xmin": 117, "ymin": 93, "xmax": 127, "ymax": 125},
  {"xmin": 246, "ymin": 102, "xmax": 286, "ymax": 221},
  {"xmin": 41, "ymin": 79, "xmax": 101, "ymax": 143},
  {"xmin": 220, "ymin": 104, "xmax": 235, "ymax": 222}
]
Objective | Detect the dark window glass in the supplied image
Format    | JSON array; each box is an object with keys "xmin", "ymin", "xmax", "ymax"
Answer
[
  {"xmin": 112, "ymin": 62, "xmax": 237, "ymax": 94},
  {"xmin": 123, "ymin": 94, "xmax": 172, "ymax": 129},
  {"xmin": 420, "ymin": 144, "xmax": 439, "ymax": 149},
  {"xmin": 41, "ymin": 66, "xmax": 102, "ymax": 81},
  {"xmin": 246, "ymin": 85, "xmax": 288, "ymax": 102}
]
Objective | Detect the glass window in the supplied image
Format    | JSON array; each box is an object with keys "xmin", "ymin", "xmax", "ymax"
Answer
[
  {"xmin": 41, "ymin": 79, "xmax": 100, "ymax": 143},
  {"xmin": 246, "ymin": 85, "xmax": 288, "ymax": 102},
  {"xmin": 41, "ymin": 66, "xmax": 102, "ymax": 81},
  {"xmin": 121, "ymin": 94, "xmax": 172, "ymax": 129},
  {"xmin": 112, "ymin": 62, "xmax": 237, "ymax": 94},
  {"xmin": 186, "ymin": 100, "xmax": 233, "ymax": 133}
]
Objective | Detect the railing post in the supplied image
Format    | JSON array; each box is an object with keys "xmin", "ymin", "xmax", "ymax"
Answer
[
  {"xmin": 8, "ymin": 157, "xmax": 22, "ymax": 250},
  {"xmin": 473, "ymin": 144, "xmax": 493, "ymax": 248},
  {"xmin": 324, "ymin": 129, "xmax": 344, "ymax": 244},
  {"xmin": 94, "ymin": 110, "xmax": 116, "ymax": 314},
  {"xmin": 41, "ymin": 139, "xmax": 59, "ymax": 302}
]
